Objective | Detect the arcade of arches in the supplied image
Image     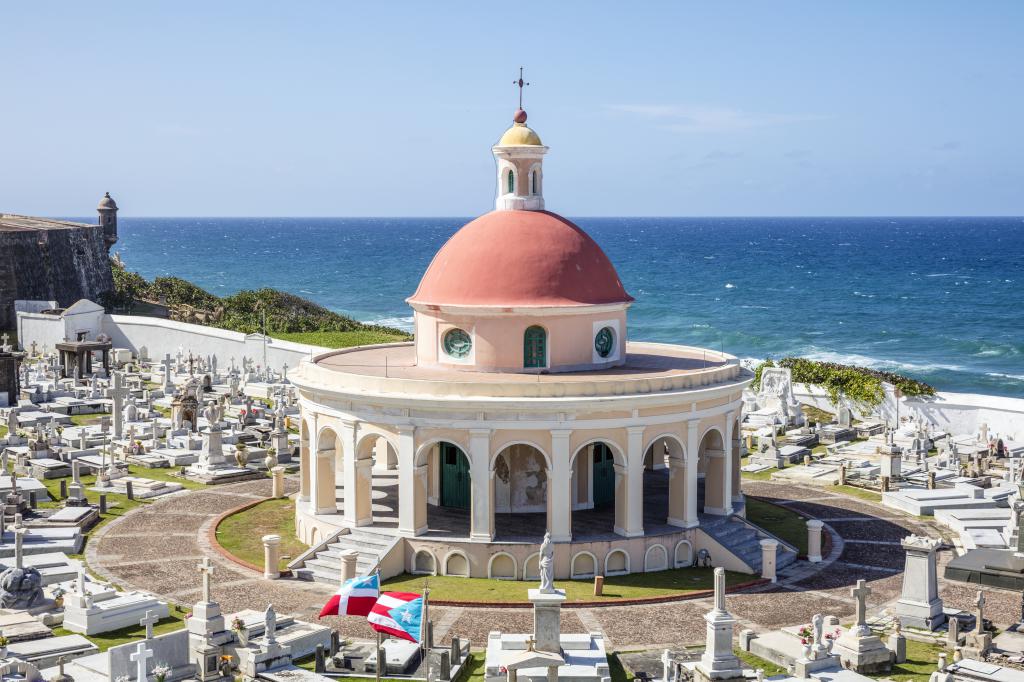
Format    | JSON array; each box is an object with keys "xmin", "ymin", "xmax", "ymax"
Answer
[{"xmin": 297, "ymin": 416, "xmax": 743, "ymax": 544}]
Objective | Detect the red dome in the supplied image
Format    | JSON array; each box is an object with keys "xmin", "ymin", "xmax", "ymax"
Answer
[{"xmin": 408, "ymin": 211, "xmax": 633, "ymax": 307}]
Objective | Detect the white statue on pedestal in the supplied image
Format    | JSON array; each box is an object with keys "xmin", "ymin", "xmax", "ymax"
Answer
[{"xmin": 538, "ymin": 531, "xmax": 555, "ymax": 594}]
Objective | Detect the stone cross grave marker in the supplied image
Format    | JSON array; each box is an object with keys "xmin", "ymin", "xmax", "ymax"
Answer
[
  {"xmin": 13, "ymin": 525, "xmax": 26, "ymax": 569},
  {"xmin": 130, "ymin": 640, "xmax": 153, "ymax": 682},
  {"xmin": 140, "ymin": 609, "xmax": 159, "ymax": 639},
  {"xmin": 111, "ymin": 372, "xmax": 129, "ymax": 439},
  {"xmin": 975, "ymin": 591, "xmax": 985, "ymax": 634},
  {"xmin": 198, "ymin": 557, "xmax": 214, "ymax": 603},
  {"xmin": 851, "ymin": 579, "xmax": 871, "ymax": 634}
]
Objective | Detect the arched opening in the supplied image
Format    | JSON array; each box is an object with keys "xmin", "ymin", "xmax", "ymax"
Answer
[
  {"xmin": 700, "ymin": 428, "xmax": 729, "ymax": 515},
  {"xmin": 493, "ymin": 443, "xmax": 549, "ymax": 540},
  {"xmin": 570, "ymin": 440, "xmax": 625, "ymax": 539},
  {"xmin": 314, "ymin": 428, "xmax": 339, "ymax": 514},
  {"xmin": 571, "ymin": 552, "xmax": 597, "ymax": 579},
  {"xmin": 644, "ymin": 544, "xmax": 669, "ymax": 573},
  {"xmin": 422, "ymin": 441, "xmax": 471, "ymax": 538},
  {"xmin": 413, "ymin": 550, "xmax": 436, "ymax": 575},
  {"xmin": 299, "ymin": 419, "xmax": 311, "ymax": 501},
  {"xmin": 605, "ymin": 549, "xmax": 630, "ymax": 576},
  {"xmin": 506, "ymin": 169, "xmax": 514, "ymax": 195},
  {"xmin": 523, "ymin": 326, "xmax": 547, "ymax": 369},
  {"xmin": 649, "ymin": 435, "xmax": 687, "ymax": 529},
  {"xmin": 347, "ymin": 433, "xmax": 386, "ymax": 528},
  {"xmin": 674, "ymin": 540, "xmax": 694, "ymax": 568},
  {"xmin": 444, "ymin": 551, "xmax": 469, "ymax": 577},
  {"xmin": 488, "ymin": 553, "xmax": 517, "ymax": 580}
]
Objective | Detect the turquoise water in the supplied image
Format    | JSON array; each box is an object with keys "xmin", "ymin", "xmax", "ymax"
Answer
[{"xmin": 101, "ymin": 216, "xmax": 1024, "ymax": 397}]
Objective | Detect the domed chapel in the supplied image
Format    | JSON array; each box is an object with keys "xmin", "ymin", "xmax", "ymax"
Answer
[{"xmin": 289, "ymin": 80, "xmax": 770, "ymax": 581}]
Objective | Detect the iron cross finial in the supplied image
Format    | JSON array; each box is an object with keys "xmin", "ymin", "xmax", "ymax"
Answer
[{"xmin": 513, "ymin": 67, "xmax": 529, "ymax": 109}]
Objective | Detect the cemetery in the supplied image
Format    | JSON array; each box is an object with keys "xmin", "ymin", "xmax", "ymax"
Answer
[{"xmin": 2, "ymin": 108, "xmax": 1023, "ymax": 682}]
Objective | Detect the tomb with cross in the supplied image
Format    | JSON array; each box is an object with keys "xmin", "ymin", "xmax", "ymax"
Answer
[{"xmin": 832, "ymin": 579, "xmax": 892, "ymax": 674}]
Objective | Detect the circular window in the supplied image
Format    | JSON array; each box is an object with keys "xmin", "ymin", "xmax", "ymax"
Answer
[
  {"xmin": 443, "ymin": 328, "xmax": 472, "ymax": 359},
  {"xmin": 594, "ymin": 327, "xmax": 615, "ymax": 358}
]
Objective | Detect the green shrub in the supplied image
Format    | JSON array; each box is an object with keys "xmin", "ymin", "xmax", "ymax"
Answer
[{"xmin": 751, "ymin": 356, "xmax": 935, "ymax": 408}]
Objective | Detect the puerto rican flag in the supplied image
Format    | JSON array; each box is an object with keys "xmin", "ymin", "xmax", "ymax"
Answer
[
  {"xmin": 318, "ymin": 574, "xmax": 380, "ymax": 618},
  {"xmin": 367, "ymin": 592, "xmax": 424, "ymax": 643}
]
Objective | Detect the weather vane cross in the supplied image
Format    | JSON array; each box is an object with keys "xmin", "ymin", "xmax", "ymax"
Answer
[{"xmin": 513, "ymin": 67, "xmax": 529, "ymax": 109}]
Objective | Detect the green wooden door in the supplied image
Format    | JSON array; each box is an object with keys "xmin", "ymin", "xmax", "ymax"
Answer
[
  {"xmin": 440, "ymin": 443, "xmax": 470, "ymax": 510},
  {"xmin": 592, "ymin": 443, "xmax": 615, "ymax": 509}
]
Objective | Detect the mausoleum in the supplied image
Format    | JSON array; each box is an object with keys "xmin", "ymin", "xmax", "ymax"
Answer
[{"xmin": 290, "ymin": 102, "xmax": 762, "ymax": 580}]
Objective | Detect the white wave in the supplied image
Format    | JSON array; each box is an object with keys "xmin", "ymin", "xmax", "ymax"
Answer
[
  {"xmin": 801, "ymin": 349, "xmax": 965, "ymax": 374},
  {"xmin": 724, "ymin": 283, "xmax": 736, "ymax": 289},
  {"xmin": 366, "ymin": 315, "xmax": 415, "ymax": 332},
  {"xmin": 986, "ymin": 372, "xmax": 1024, "ymax": 382}
]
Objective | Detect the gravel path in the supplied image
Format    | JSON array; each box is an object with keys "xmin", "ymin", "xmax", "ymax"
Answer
[{"xmin": 87, "ymin": 477, "xmax": 1021, "ymax": 650}]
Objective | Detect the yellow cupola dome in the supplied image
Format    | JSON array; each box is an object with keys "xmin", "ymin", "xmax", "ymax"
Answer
[{"xmin": 497, "ymin": 109, "xmax": 543, "ymax": 146}]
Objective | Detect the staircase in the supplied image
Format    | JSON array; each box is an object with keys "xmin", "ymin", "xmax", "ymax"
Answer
[
  {"xmin": 699, "ymin": 512, "xmax": 799, "ymax": 574},
  {"xmin": 293, "ymin": 527, "xmax": 401, "ymax": 585}
]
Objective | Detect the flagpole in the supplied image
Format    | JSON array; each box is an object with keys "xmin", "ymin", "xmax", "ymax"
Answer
[
  {"xmin": 421, "ymin": 578, "xmax": 430, "ymax": 654},
  {"xmin": 376, "ymin": 629, "xmax": 382, "ymax": 682}
]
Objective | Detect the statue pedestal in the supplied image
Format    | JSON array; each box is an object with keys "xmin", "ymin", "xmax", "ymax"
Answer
[{"xmin": 529, "ymin": 588, "xmax": 566, "ymax": 654}]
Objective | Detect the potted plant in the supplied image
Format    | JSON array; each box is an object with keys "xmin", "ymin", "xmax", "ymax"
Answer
[
  {"xmin": 0, "ymin": 632, "xmax": 9, "ymax": 657},
  {"xmin": 231, "ymin": 617, "xmax": 248, "ymax": 646}
]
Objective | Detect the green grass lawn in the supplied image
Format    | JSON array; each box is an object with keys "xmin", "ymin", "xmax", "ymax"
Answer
[
  {"xmin": 68, "ymin": 414, "xmax": 101, "ymax": 427},
  {"xmin": 890, "ymin": 638, "xmax": 946, "ymax": 682},
  {"xmin": 735, "ymin": 649, "xmax": 787, "ymax": 676},
  {"xmin": 216, "ymin": 497, "xmax": 308, "ymax": 571},
  {"xmin": 52, "ymin": 603, "xmax": 189, "ymax": 651},
  {"xmin": 272, "ymin": 330, "xmax": 411, "ymax": 349},
  {"xmin": 745, "ymin": 496, "xmax": 808, "ymax": 555},
  {"xmin": 382, "ymin": 567, "xmax": 752, "ymax": 604},
  {"xmin": 832, "ymin": 484, "xmax": 882, "ymax": 502}
]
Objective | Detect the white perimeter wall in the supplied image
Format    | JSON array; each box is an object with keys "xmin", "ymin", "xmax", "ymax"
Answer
[
  {"xmin": 100, "ymin": 315, "xmax": 328, "ymax": 374},
  {"xmin": 793, "ymin": 382, "xmax": 1024, "ymax": 440}
]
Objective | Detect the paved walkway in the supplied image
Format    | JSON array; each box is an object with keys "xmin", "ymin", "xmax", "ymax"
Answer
[{"xmin": 87, "ymin": 477, "xmax": 1024, "ymax": 650}]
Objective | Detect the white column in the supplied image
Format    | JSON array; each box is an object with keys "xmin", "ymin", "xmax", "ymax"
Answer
[
  {"xmin": 341, "ymin": 421, "xmax": 359, "ymax": 524},
  {"xmin": 549, "ymin": 430, "xmax": 572, "ymax": 542},
  {"xmin": 686, "ymin": 420, "xmax": 700, "ymax": 525},
  {"xmin": 307, "ymin": 413, "xmax": 319, "ymax": 514},
  {"xmin": 469, "ymin": 428, "xmax": 493, "ymax": 541},
  {"xmin": 623, "ymin": 426, "xmax": 645, "ymax": 537},
  {"xmin": 722, "ymin": 412, "xmax": 734, "ymax": 515},
  {"xmin": 397, "ymin": 426, "xmax": 422, "ymax": 536},
  {"xmin": 807, "ymin": 519, "xmax": 824, "ymax": 563},
  {"xmin": 760, "ymin": 539, "xmax": 778, "ymax": 582},
  {"xmin": 262, "ymin": 535, "xmax": 281, "ymax": 579}
]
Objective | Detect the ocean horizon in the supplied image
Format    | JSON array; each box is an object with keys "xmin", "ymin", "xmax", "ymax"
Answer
[{"xmin": 83, "ymin": 215, "xmax": 1024, "ymax": 399}]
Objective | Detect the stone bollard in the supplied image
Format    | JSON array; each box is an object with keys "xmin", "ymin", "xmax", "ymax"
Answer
[
  {"xmin": 271, "ymin": 465, "xmax": 286, "ymax": 499},
  {"xmin": 262, "ymin": 534, "xmax": 281, "ymax": 579},
  {"xmin": 314, "ymin": 643, "xmax": 326, "ymax": 673},
  {"xmin": 126, "ymin": 480, "xmax": 134, "ymax": 500},
  {"xmin": 28, "ymin": 491, "xmax": 36, "ymax": 509},
  {"xmin": 99, "ymin": 494, "xmax": 107, "ymax": 515},
  {"xmin": 59, "ymin": 479, "xmax": 67, "ymax": 499},
  {"xmin": 760, "ymin": 539, "xmax": 778, "ymax": 583},
  {"xmin": 593, "ymin": 575, "xmax": 604, "ymax": 596},
  {"xmin": 947, "ymin": 616, "xmax": 960, "ymax": 648},
  {"xmin": 451, "ymin": 636, "xmax": 462, "ymax": 664},
  {"xmin": 839, "ymin": 463, "xmax": 847, "ymax": 486},
  {"xmin": 377, "ymin": 644, "xmax": 387, "ymax": 677},
  {"xmin": 806, "ymin": 519, "xmax": 824, "ymax": 563},
  {"xmin": 927, "ymin": 471, "xmax": 936, "ymax": 490},
  {"xmin": 439, "ymin": 650, "xmax": 452, "ymax": 681},
  {"xmin": 881, "ymin": 475, "xmax": 890, "ymax": 492},
  {"xmin": 804, "ymin": 454, "xmax": 812, "ymax": 467},
  {"xmin": 340, "ymin": 551, "xmax": 358, "ymax": 584}
]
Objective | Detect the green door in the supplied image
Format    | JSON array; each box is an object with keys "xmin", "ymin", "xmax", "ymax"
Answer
[
  {"xmin": 440, "ymin": 443, "xmax": 470, "ymax": 510},
  {"xmin": 592, "ymin": 443, "xmax": 615, "ymax": 509}
]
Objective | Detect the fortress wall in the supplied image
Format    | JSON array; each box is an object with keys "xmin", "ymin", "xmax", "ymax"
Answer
[{"xmin": 0, "ymin": 223, "xmax": 113, "ymax": 330}]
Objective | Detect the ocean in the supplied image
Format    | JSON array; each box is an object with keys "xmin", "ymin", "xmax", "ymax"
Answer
[{"xmin": 102, "ymin": 216, "xmax": 1024, "ymax": 398}]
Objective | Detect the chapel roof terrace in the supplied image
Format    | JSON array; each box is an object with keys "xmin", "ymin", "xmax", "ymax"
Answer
[
  {"xmin": 293, "ymin": 341, "xmax": 748, "ymax": 402},
  {"xmin": 0, "ymin": 215, "xmax": 94, "ymax": 232}
]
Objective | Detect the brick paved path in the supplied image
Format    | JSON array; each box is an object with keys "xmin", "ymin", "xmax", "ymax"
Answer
[{"xmin": 87, "ymin": 478, "xmax": 1023, "ymax": 650}]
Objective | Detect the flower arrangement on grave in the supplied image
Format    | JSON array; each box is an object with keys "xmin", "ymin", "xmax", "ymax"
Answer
[
  {"xmin": 0, "ymin": 633, "xmax": 9, "ymax": 647},
  {"xmin": 797, "ymin": 624, "xmax": 812, "ymax": 644},
  {"xmin": 152, "ymin": 664, "xmax": 171, "ymax": 682},
  {"xmin": 231, "ymin": 617, "xmax": 246, "ymax": 633}
]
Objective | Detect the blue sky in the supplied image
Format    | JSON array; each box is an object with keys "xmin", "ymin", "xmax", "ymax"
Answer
[{"xmin": 2, "ymin": 2, "xmax": 1022, "ymax": 217}]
